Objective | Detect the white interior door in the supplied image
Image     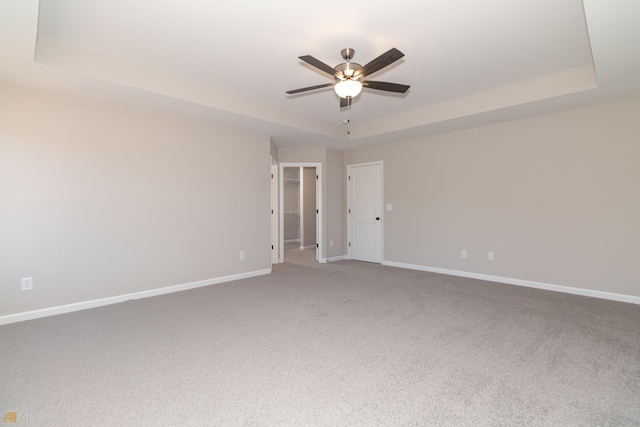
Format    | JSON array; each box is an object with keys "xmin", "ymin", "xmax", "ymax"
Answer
[{"xmin": 348, "ymin": 162, "xmax": 382, "ymax": 263}]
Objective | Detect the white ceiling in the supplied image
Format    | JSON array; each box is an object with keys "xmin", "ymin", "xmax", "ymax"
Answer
[{"xmin": 1, "ymin": 0, "xmax": 639, "ymax": 149}]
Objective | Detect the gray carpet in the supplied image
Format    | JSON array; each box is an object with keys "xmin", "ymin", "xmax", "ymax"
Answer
[
  {"xmin": 282, "ymin": 241, "xmax": 317, "ymax": 266},
  {"xmin": 1, "ymin": 257, "xmax": 639, "ymax": 426}
]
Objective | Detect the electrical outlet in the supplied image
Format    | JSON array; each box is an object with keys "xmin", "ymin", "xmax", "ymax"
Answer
[
  {"xmin": 239, "ymin": 251, "xmax": 245, "ymax": 260},
  {"xmin": 461, "ymin": 250, "xmax": 467, "ymax": 259},
  {"xmin": 21, "ymin": 277, "xmax": 33, "ymax": 291},
  {"xmin": 488, "ymin": 251, "xmax": 494, "ymax": 260}
]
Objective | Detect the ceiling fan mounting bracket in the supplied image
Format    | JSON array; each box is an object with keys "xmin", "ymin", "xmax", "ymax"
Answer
[{"xmin": 340, "ymin": 48, "xmax": 355, "ymax": 61}]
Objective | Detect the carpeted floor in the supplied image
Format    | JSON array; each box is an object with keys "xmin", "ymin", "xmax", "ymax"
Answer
[
  {"xmin": 1, "ymin": 257, "xmax": 639, "ymax": 426},
  {"xmin": 282, "ymin": 241, "xmax": 317, "ymax": 266}
]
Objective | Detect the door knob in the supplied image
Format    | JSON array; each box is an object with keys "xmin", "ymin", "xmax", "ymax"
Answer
[{"xmin": 375, "ymin": 217, "xmax": 380, "ymax": 220}]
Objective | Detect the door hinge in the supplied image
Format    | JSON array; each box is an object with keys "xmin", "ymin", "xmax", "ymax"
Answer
[
  {"xmin": 271, "ymin": 173, "xmax": 273, "ymax": 179},
  {"xmin": 316, "ymin": 175, "xmax": 319, "ymax": 180},
  {"xmin": 271, "ymin": 209, "xmax": 273, "ymax": 214},
  {"xmin": 348, "ymin": 209, "xmax": 351, "ymax": 214},
  {"xmin": 316, "ymin": 209, "xmax": 319, "ymax": 214},
  {"xmin": 271, "ymin": 245, "xmax": 274, "ymax": 250},
  {"xmin": 349, "ymin": 242, "xmax": 351, "ymax": 247},
  {"xmin": 348, "ymin": 175, "xmax": 351, "ymax": 180},
  {"xmin": 316, "ymin": 243, "xmax": 319, "ymax": 248}
]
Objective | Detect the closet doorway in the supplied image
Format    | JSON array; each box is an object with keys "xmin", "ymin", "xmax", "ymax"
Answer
[{"xmin": 279, "ymin": 163, "xmax": 322, "ymax": 263}]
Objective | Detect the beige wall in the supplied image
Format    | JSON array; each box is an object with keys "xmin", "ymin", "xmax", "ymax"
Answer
[
  {"xmin": 283, "ymin": 167, "xmax": 300, "ymax": 241},
  {"xmin": 270, "ymin": 138, "xmax": 278, "ymax": 161},
  {"xmin": 345, "ymin": 98, "xmax": 640, "ymax": 297},
  {"xmin": 325, "ymin": 148, "xmax": 345, "ymax": 259},
  {"xmin": 0, "ymin": 84, "xmax": 271, "ymax": 316},
  {"xmin": 277, "ymin": 146, "xmax": 327, "ymax": 164}
]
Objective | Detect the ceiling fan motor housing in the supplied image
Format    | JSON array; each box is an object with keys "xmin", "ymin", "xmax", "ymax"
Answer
[
  {"xmin": 335, "ymin": 48, "xmax": 361, "ymax": 81},
  {"xmin": 334, "ymin": 61, "xmax": 363, "ymax": 81}
]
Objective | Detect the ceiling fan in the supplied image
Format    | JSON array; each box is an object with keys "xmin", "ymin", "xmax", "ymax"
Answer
[{"xmin": 286, "ymin": 48, "xmax": 410, "ymax": 108}]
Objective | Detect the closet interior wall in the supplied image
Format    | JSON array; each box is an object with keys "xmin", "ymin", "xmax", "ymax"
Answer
[{"xmin": 283, "ymin": 167, "xmax": 300, "ymax": 243}]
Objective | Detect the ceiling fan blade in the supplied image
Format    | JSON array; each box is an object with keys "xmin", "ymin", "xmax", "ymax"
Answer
[
  {"xmin": 357, "ymin": 48, "xmax": 405, "ymax": 78},
  {"xmin": 363, "ymin": 80, "xmax": 410, "ymax": 93},
  {"xmin": 339, "ymin": 97, "xmax": 352, "ymax": 108},
  {"xmin": 299, "ymin": 55, "xmax": 337, "ymax": 76},
  {"xmin": 286, "ymin": 83, "xmax": 334, "ymax": 95}
]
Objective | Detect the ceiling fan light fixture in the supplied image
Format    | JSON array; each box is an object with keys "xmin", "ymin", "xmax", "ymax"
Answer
[
  {"xmin": 334, "ymin": 79, "xmax": 362, "ymax": 99},
  {"xmin": 287, "ymin": 48, "xmax": 409, "ymax": 109}
]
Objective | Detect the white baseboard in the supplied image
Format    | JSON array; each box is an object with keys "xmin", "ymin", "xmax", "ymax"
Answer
[
  {"xmin": 382, "ymin": 261, "xmax": 640, "ymax": 305},
  {"xmin": 300, "ymin": 245, "xmax": 316, "ymax": 250},
  {"xmin": 319, "ymin": 255, "xmax": 347, "ymax": 263},
  {"xmin": 0, "ymin": 268, "xmax": 272, "ymax": 326},
  {"xmin": 284, "ymin": 239, "xmax": 300, "ymax": 243}
]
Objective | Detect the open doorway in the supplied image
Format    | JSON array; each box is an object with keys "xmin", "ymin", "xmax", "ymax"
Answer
[{"xmin": 279, "ymin": 163, "xmax": 322, "ymax": 264}]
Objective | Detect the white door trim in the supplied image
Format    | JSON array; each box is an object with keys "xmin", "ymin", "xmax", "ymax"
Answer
[
  {"xmin": 347, "ymin": 161, "xmax": 384, "ymax": 263},
  {"xmin": 270, "ymin": 156, "xmax": 279, "ymax": 265},
  {"xmin": 279, "ymin": 162, "xmax": 322, "ymax": 263},
  {"xmin": 299, "ymin": 167, "xmax": 305, "ymax": 249}
]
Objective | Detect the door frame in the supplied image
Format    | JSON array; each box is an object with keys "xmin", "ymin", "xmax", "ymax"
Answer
[
  {"xmin": 279, "ymin": 162, "xmax": 322, "ymax": 263},
  {"xmin": 347, "ymin": 161, "xmax": 384, "ymax": 263},
  {"xmin": 270, "ymin": 156, "xmax": 279, "ymax": 265}
]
